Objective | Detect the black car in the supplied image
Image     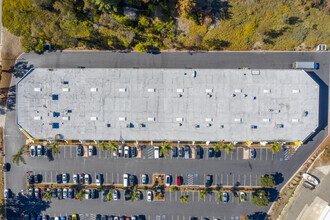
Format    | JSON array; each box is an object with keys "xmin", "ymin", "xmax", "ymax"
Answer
[
  {"xmin": 96, "ymin": 215, "xmax": 102, "ymax": 220},
  {"xmin": 57, "ymin": 174, "xmax": 62, "ymax": 184},
  {"xmin": 129, "ymin": 175, "xmax": 136, "ymax": 186},
  {"xmin": 205, "ymin": 175, "xmax": 213, "ymax": 187},
  {"xmin": 208, "ymin": 148, "xmax": 214, "ymax": 157},
  {"xmin": 77, "ymin": 146, "xmax": 83, "ymax": 157},
  {"xmin": 91, "ymin": 189, "xmax": 97, "ymax": 199},
  {"xmin": 178, "ymin": 147, "xmax": 184, "ymax": 158},
  {"xmin": 3, "ymin": 163, "xmax": 10, "ymax": 172},
  {"xmin": 120, "ymin": 217, "xmax": 125, "ymax": 220},
  {"xmin": 172, "ymin": 147, "xmax": 177, "ymax": 157},
  {"xmin": 68, "ymin": 189, "xmax": 74, "ymax": 199},
  {"xmin": 34, "ymin": 174, "xmax": 41, "ymax": 184},
  {"xmin": 195, "ymin": 146, "xmax": 202, "ymax": 159},
  {"xmin": 130, "ymin": 147, "xmax": 136, "ymax": 158},
  {"xmin": 57, "ymin": 188, "xmax": 63, "ymax": 200},
  {"xmin": 101, "ymin": 216, "xmax": 108, "ymax": 220},
  {"xmin": 29, "ymin": 175, "xmax": 34, "ymax": 184},
  {"xmin": 138, "ymin": 216, "xmax": 145, "ymax": 220},
  {"xmin": 124, "ymin": 190, "xmax": 131, "ymax": 200}
]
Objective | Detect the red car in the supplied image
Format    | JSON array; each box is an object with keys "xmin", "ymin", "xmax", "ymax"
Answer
[
  {"xmin": 176, "ymin": 176, "xmax": 182, "ymax": 186},
  {"xmin": 40, "ymin": 188, "xmax": 45, "ymax": 199}
]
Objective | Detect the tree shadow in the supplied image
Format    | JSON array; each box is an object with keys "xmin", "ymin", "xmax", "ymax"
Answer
[
  {"xmin": 6, "ymin": 85, "xmax": 17, "ymax": 112},
  {"xmin": 46, "ymin": 149, "xmax": 54, "ymax": 161},
  {"xmin": 265, "ymin": 188, "xmax": 279, "ymax": 203},
  {"xmin": 6, "ymin": 192, "xmax": 51, "ymax": 220},
  {"xmin": 13, "ymin": 62, "xmax": 34, "ymax": 79},
  {"xmin": 272, "ymin": 172, "xmax": 284, "ymax": 185},
  {"xmin": 247, "ymin": 212, "xmax": 268, "ymax": 220},
  {"xmin": 210, "ymin": 0, "xmax": 232, "ymax": 20}
]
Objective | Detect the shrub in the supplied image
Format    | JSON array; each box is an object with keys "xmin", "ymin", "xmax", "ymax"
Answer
[
  {"xmin": 259, "ymin": 175, "xmax": 275, "ymax": 188},
  {"xmin": 135, "ymin": 43, "xmax": 146, "ymax": 53}
]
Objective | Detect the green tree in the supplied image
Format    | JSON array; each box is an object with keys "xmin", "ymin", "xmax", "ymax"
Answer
[
  {"xmin": 270, "ymin": 142, "xmax": 282, "ymax": 154},
  {"xmin": 160, "ymin": 142, "xmax": 171, "ymax": 157},
  {"xmin": 199, "ymin": 188, "xmax": 211, "ymax": 200},
  {"xmin": 11, "ymin": 145, "xmax": 26, "ymax": 166},
  {"xmin": 216, "ymin": 187, "xmax": 224, "ymax": 204},
  {"xmin": 48, "ymin": 138, "xmax": 60, "ymax": 157},
  {"xmin": 43, "ymin": 189, "xmax": 53, "ymax": 202},
  {"xmin": 251, "ymin": 190, "xmax": 270, "ymax": 207},
  {"xmin": 76, "ymin": 190, "xmax": 87, "ymax": 201},
  {"xmin": 99, "ymin": 141, "xmax": 108, "ymax": 151},
  {"xmin": 171, "ymin": 186, "xmax": 178, "ymax": 192},
  {"xmin": 91, "ymin": 0, "xmax": 119, "ymax": 12},
  {"xmin": 35, "ymin": 39, "xmax": 44, "ymax": 52},
  {"xmin": 179, "ymin": 194, "xmax": 190, "ymax": 204},
  {"xmin": 105, "ymin": 190, "xmax": 114, "ymax": 202},
  {"xmin": 215, "ymin": 141, "xmax": 224, "ymax": 153},
  {"xmin": 135, "ymin": 43, "xmax": 146, "ymax": 53},
  {"xmin": 127, "ymin": 186, "xmax": 141, "ymax": 203},
  {"xmin": 224, "ymin": 143, "xmax": 235, "ymax": 155},
  {"xmin": 259, "ymin": 175, "xmax": 275, "ymax": 188},
  {"xmin": 107, "ymin": 141, "xmax": 117, "ymax": 154}
]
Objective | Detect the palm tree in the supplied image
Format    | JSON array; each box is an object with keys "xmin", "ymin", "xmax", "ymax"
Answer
[
  {"xmin": 11, "ymin": 145, "xmax": 26, "ymax": 166},
  {"xmin": 179, "ymin": 194, "xmax": 190, "ymax": 204},
  {"xmin": 224, "ymin": 143, "xmax": 235, "ymax": 155},
  {"xmin": 199, "ymin": 188, "xmax": 211, "ymax": 200},
  {"xmin": 105, "ymin": 190, "xmax": 114, "ymax": 202},
  {"xmin": 217, "ymin": 187, "xmax": 224, "ymax": 204},
  {"xmin": 76, "ymin": 190, "xmax": 87, "ymax": 201},
  {"xmin": 98, "ymin": 141, "xmax": 108, "ymax": 151},
  {"xmin": 270, "ymin": 142, "xmax": 282, "ymax": 154},
  {"xmin": 48, "ymin": 139, "xmax": 60, "ymax": 156},
  {"xmin": 43, "ymin": 189, "xmax": 53, "ymax": 202},
  {"xmin": 215, "ymin": 141, "xmax": 224, "ymax": 153},
  {"xmin": 127, "ymin": 186, "xmax": 141, "ymax": 203},
  {"xmin": 160, "ymin": 142, "xmax": 171, "ymax": 157},
  {"xmin": 107, "ymin": 141, "xmax": 117, "ymax": 154}
]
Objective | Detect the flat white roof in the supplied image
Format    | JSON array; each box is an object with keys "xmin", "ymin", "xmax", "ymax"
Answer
[{"xmin": 16, "ymin": 68, "xmax": 319, "ymax": 142}]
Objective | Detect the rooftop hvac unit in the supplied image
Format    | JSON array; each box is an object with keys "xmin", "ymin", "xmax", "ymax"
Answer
[
  {"xmin": 148, "ymin": 117, "xmax": 155, "ymax": 121},
  {"xmin": 177, "ymin": 89, "xmax": 184, "ymax": 93},
  {"xmin": 252, "ymin": 70, "xmax": 260, "ymax": 75},
  {"xmin": 205, "ymin": 118, "xmax": 213, "ymax": 122},
  {"xmin": 234, "ymin": 118, "xmax": 242, "ymax": 123},
  {"xmin": 176, "ymin": 117, "xmax": 184, "ymax": 122},
  {"xmin": 90, "ymin": 117, "xmax": 98, "ymax": 121},
  {"xmin": 292, "ymin": 89, "xmax": 300, "ymax": 94},
  {"xmin": 292, "ymin": 119, "xmax": 299, "ymax": 123},
  {"xmin": 205, "ymin": 89, "xmax": 213, "ymax": 93},
  {"xmin": 119, "ymin": 117, "xmax": 126, "ymax": 121},
  {"xmin": 119, "ymin": 88, "xmax": 127, "ymax": 92},
  {"xmin": 234, "ymin": 89, "xmax": 242, "ymax": 93},
  {"xmin": 62, "ymin": 116, "xmax": 70, "ymax": 120},
  {"xmin": 62, "ymin": 88, "xmax": 70, "ymax": 92},
  {"xmin": 34, "ymin": 88, "xmax": 42, "ymax": 92},
  {"xmin": 34, "ymin": 116, "xmax": 42, "ymax": 120},
  {"xmin": 263, "ymin": 89, "xmax": 271, "ymax": 94},
  {"xmin": 263, "ymin": 118, "xmax": 270, "ymax": 122},
  {"xmin": 90, "ymin": 88, "xmax": 98, "ymax": 92},
  {"xmin": 148, "ymin": 88, "xmax": 156, "ymax": 92}
]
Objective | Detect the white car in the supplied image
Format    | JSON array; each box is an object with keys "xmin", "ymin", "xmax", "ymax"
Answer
[
  {"xmin": 154, "ymin": 146, "xmax": 160, "ymax": 159},
  {"xmin": 124, "ymin": 146, "xmax": 130, "ymax": 158},
  {"xmin": 147, "ymin": 191, "xmax": 153, "ymax": 202},
  {"xmin": 30, "ymin": 145, "xmax": 36, "ymax": 157},
  {"xmin": 37, "ymin": 145, "xmax": 43, "ymax": 156},
  {"xmin": 63, "ymin": 188, "xmax": 68, "ymax": 199},
  {"xmin": 84, "ymin": 174, "xmax": 90, "ymax": 184},
  {"xmin": 123, "ymin": 173, "xmax": 129, "ymax": 187},
  {"xmin": 84, "ymin": 189, "xmax": 90, "ymax": 200},
  {"xmin": 95, "ymin": 174, "xmax": 101, "ymax": 186},
  {"xmin": 113, "ymin": 148, "xmax": 118, "ymax": 157},
  {"xmin": 73, "ymin": 174, "xmax": 78, "ymax": 184},
  {"xmin": 165, "ymin": 175, "xmax": 171, "ymax": 186},
  {"xmin": 89, "ymin": 145, "xmax": 94, "ymax": 156},
  {"xmin": 55, "ymin": 217, "xmax": 60, "ymax": 220},
  {"xmin": 62, "ymin": 173, "xmax": 68, "ymax": 184},
  {"xmin": 113, "ymin": 190, "xmax": 119, "ymax": 200}
]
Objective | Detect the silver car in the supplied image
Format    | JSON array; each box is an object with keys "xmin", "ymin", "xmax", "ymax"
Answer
[
  {"xmin": 63, "ymin": 188, "xmax": 68, "ymax": 199},
  {"xmin": 73, "ymin": 174, "xmax": 78, "ymax": 184}
]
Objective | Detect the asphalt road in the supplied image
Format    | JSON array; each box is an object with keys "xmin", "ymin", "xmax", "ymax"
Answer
[{"xmin": 5, "ymin": 51, "xmax": 330, "ymax": 220}]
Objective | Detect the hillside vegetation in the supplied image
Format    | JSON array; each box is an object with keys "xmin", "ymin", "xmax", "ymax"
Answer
[{"xmin": 3, "ymin": 0, "xmax": 330, "ymax": 52}]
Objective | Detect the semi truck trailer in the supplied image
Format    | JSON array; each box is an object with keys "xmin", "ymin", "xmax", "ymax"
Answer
[{"xmin": 293, "ymin": 62, "xmax": 319, "ymax": 69}]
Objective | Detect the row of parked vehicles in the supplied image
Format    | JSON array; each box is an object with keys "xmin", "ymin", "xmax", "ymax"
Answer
[
  {"xmin": 76, "ymin": 146, "xmax": 138, "ymax": 158},
  {"xmin": 22, "ymin": 214, "xmax": 146, "ymax": 220},
  {"xmin": 30, "ymin": 145, "xmax": 45, "ymax": 157}
]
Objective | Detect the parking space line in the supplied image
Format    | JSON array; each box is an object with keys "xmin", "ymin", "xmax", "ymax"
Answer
[
  {"xmin": 237, "ymin": 148, "xmax": 239, "ymax": 160},
  {"xmin": 111, "ymin": 173, "xmax": 113, "ymax": 183},
  {"xmin": 224, "ymin": 151, "xmax": 227, "ymax": 160},
  {"xmin": 209, "ymin": 193, "xmax": 211, "ymax": 202},
  {"xmin": 117, "ymin": 173, "xmax": 119, "ymax": 184},
  {"xmin": 244, "ymin": 174, "xmax": 246, "ymax": 186},
  {"xmin": 226, "ymin": 174, "xmax": 228, "ymax": 186},
  {"xmin": 266, "ymin": 149, "xmax": 268, "ymax": 160},
  {"xmin": 192, "ymin": 191, "xmax": 194, "ymax": 201},
  {"xmin": 272, "ymin": 151, "xmax": 274, "ymax": 160},
  {"xmin": 256, "ymin": 174, "xmax": 258, "ymax": 186},
  {"xmin": 232, "ymin": 175, "xmax": 234, "ymax": 186},
  {"xmin": 250, "ymin": 174, "xmax": 252, "ymax": 186},
  {"xmin": 175, "ymin": 191, "xmax": 177, "ymax": 202},
  {"xmin": 221, "ymin": 174, "xmax": 223, "ymax": 185},
  {"xmin": 215, "ymin": 174, "xmax": 218, "ymax": 185},
  {"xmin": 70, "ymin": 146, "xmax": 72, "ymax": 158},
  {"xmin": 230, "ymin": 151, "xmax": 233, "ymax": 160},
  {"xmin": 105, "ymin": 150, "xmax": 107, "ymax": 158}
]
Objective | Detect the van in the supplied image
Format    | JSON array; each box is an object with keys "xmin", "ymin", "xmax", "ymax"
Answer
[
  {"xmin": 123, "ymin": 173, "xmax": 129, "ymax": 187},
  {"xmin": 154, "ymin": 146, "xmax": 160, "ymax": 159},
  {"xmin": 303, "ymin": 181, "xmax": 315, "ymax": 190}
]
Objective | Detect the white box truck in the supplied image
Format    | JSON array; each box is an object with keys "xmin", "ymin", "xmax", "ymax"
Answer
[{"xmin": 293, "ymin": 62, "xmax": 319, "ymax": 69}]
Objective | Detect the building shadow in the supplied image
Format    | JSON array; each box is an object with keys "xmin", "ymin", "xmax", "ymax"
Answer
[
  {"xmin": 304, "ymin": 71, "xmax": 328, "ymax": 144},
  {"xmin": 247, "ymin": 212, "xmax": 268, "ymax": 220},
  {"xmin": 6, "ymin": 85, "xmax": 16, "ymax": 112},
  {"xmin": 13, "ymin": 62, "xmax": 34, "ymax": 79}
]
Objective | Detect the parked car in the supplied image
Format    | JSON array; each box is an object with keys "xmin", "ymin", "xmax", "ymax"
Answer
[
  {"xmin": 79, "ymin": 174, "xmax": 84, "ymax": 184},
  {"xmin": 165, "ymin": 175, "xmax": 171, "ymax": 186},
  {"xmin": 113, "ymin": 190, "xmax": 119, "ymax": 200},
  {"xmin": 37, "ymin": 145, "xmax": 43, "ymax": 156},
  {"xmin": 118, "ymin": 146, "xmax": 124, "ymax": 157},
  {"xmin": 34, "ymin": 174, "xmax": 41, "ymax": 184},
  {"xmin": 96, "ymin": 173, "xmax": 102, "ymax": 186},
  {"xmin": 89, "ymin": 145, "xmax": 94, "ymax": 156},
  {"xmin": 208, "ymin": 148, "xmax": 214, "ymax": 157},
  {"xmin": 29, "ymin": 175, "xmax": 34, "ymax": 184},
  {"xmin": 63, "ymin": 188, "xmax": 68, "ymax": 199},
  {"xmin": 147, "ymin": 191, "xmax": 153, "ymax": 202},
  {"xmin": 30, "ymin": 146, "xmax": 36, "ymax": 157},
  {"xmin": 195, "ymin": 146, "xmax": 202, "ymax": 159},
  {"xmin": 72, "ymin": 214, "xmax": 77, "ymax": 220},
  {"xmin": 73, "ymin": 174, "xmax": 78, "ymax": 184},
  {"xmin": 113, "ymin": 148, "xmax": 118, "ymax": 157},
  {"xmin": 57, "ymin": 174, "xmax": 62, "ymax": 184},
  {"xmin": 102, "ymin": 190, "xmax": 108, "ymax": 202},
  {"xmin": 124, "ymin": 190, "xmax": 131, "ymax": 200},
  {"xmin": 84, "ymin": 189, "xmax": 90, "ymax": 200},
  {"xmin": 40, "ymin": 188, "xmax": 45, "ymax": 198},
  {"xmin": 91, "ymin": 189, "xmax": 96, "ymax": 199},
  {"xmin": 68, "ymin": 189, "xmax": 74, "ymax": 199},
  {"xmin": 124, "ymin": 146, "xmax": 130, "ymax": 158},
  {"xmin": 34, "ymin": 188, "xmax": 40, "ymax": 198},
  {"xmin": 184, "ymin": 146, "xmax": 190, "ymax": 159},
  {"xmin": 101, "ymin": 216, "xmax": 108, "ymax": 220},
  {"xmin": 239, "ymin": 192, "xmax": 246, "ymax": 202},
  {"xmin": 84, "ymin": 174, "xmax": 90, "ymax": 184},
  {"xmin": 131, "ymin": 216, "xmax": 137, "ymax": 220},
  {"xmin": 250, "ymin": 148, "xmax": 256, "ymax": 159},
  {"xmin": 4, "ymin": 189, "xmax": 10, "ymax": 199},
  {"xmin": 205, "ymin": 175, "xmax": 212, "ymax": 187},
  {"xmin": 303, "ymin": 181, "xmax": 315, "ymax": 190},
  {"xmin": 28, "ymin": 188, "xmax": 34, "ymax": 198},
  {"xmin": 51, "ymin": 188, "xmax": 57, "ymax": 198},
  {"xmin": 77, "ymin": 146, "xmax": 83, "ymax": 157},
  {"xmin": 130, "ymin": 147, "xmax": 136, "ymax": 157},
  {"xmin": 61, "ymin": 217, "xmax": 66, "ymax": 220},
  {"xmin": 74, "ymin": 189, "xmax": 79, "ymax": 199},
  {"xmin": 172, "ymin": 147, "xmax": 177, "ymax": 157},
  {"xmin": 154, "ymin": 146, "xmax": 160, "ymax": 159},
  {"xmin": 178, "ymin": 147, "xmax": 184, "ymax": 157},
  {"xmin": 222, "ymin": 192, "xmax": 229, "ymax": 203},
  {"xmin": 3, "ymin": 163, "xmax": 10, "ymax": 173},
  {"xmin": 123, "ymin": 174, "xmax": 129, "ymax": 187},
  {"xmin": 129, "ymin": 175, "xmax": 136, "ymax": 186},
  {"xmin": 142, "ymin": 174, "xmax": 148, "ymax": 185},
  {"xmin": 176, "ymin": 176, "xmax": 182, "ymax": 186},
  {"xmin": 42, "ymin": 215, "xmax": 49, "ymax": 220},
  {"xmin": 62, "ymin": 173, "xmax": 69, "ymax": 184},
  {"xmin": 57, "ymin": 188, "xmax": 63, "ymax": 200}
]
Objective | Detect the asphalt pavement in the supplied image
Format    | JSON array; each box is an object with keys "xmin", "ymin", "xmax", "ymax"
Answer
[{"xmin": 4, "ymin": 51, "xmax": 330, "ymax": 220}]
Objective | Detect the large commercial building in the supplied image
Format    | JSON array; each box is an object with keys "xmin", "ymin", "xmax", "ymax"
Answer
[{"xmin": 16, "ymin": 68, "xmax": 319, "ymax": 142}]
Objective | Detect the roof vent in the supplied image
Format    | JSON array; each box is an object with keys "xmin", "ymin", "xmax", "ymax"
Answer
[
  {"xmin": 263, "ymin": 89, "xmax": 271, "ymax": 94},
  {"xmin": 90, "ymin": 117, "xmax": 98, "ymax": 121},
  {"xmin": 91, "ymin": 88, "xmax": 98, "ymax": 92},
  {"xmin": 34, "ymin": 116, "xmax": 42, "ymax": 120},
  {"xmin": 177, "ymin": 89, "xmax": 184, "ymax": 93},
  {"xmin": 292, "ymin": 89, "xmax": 300, "ymax": 94},
  {"xmin": 119, "ymin": 88, "xmax": 127, "ymax": 92},
  {"xmin": 148, "ymin": 117, "xmax": 155, "ymax": 121},
  {"xmin": 119, "ymin": 117, "xmax": 126, "ymax": 121},
  {"xmin": 176, "ymin": 117, "xmax": 184, "ymax": 122},
  {"xmin": 34, "ymin": 88, "xmax": 42, "ymax": 92},
  {"xmin": 148, "ymin": 88, "xmax": 156, "ymax": 92},
  {"xmin": 62, "ymin": 88, "xmax": 70, "ymax": 92}
]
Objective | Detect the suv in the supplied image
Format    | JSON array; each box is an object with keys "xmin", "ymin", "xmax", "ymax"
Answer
[
  {"xmin": 89, "ymin": 145, "xmax": 94, "ymax": 156},
  {"xmin": 142, "ymin": 174, "xmax": 148, "ymax": 185},
  {"xmin": 62, "ymin": 173, "xmax": 68, "ymax": 184},
  {"xmin": 154, "ymin": 146, "xmax": 160, "ymax": 159},
  {"xmin": 184, "ymin": 146, "xmax": 190, "ymax": 159},
  {"xmin": 208, "ymin": 148, "xmax": 214, "ymax": 157},
  {"xmin": 124, "ymin": 146, "xmax": 130, "ymax": 158},
  {"xmin": 73, "ymin": 174, "xmax": 78, "ymax": 184},
  {"xmin": 129, "ymin": 175, "xmax": 136, "ymax": 187},
  {"xmin": 123, "ymin": 174, "xmax": 129, "ymax": 187},
  {"xmin": 77, "ymin": 146, "xmax": 83, "ymax": 157},
  {"xmin": 79, "ymin": 174, "xmax": 84, "ymax": 184},
  {"xmin": 84, "ymin": 174, "xmax": 90, "ymax": 184},
  {"xmin": 178, "ymin": 147, "xmax": 184, "ymax": 158},
  {"xmin": 130, "ymin": 147, "xmax": 136, "ymax": 157},
  {"xmin": 205, "ymin": 175, "xmax": 212, "ymax": 187},
  {"xmin": 195, "ymin": 146, "xmax": 202, "ymax": 159},
  {"xmin": 172, "ymin": 147, "xmax": 177, "ymax": 157},
  {"xmin": 250, "ymin": 148, "xmax": 256, "ymax": 159}
]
